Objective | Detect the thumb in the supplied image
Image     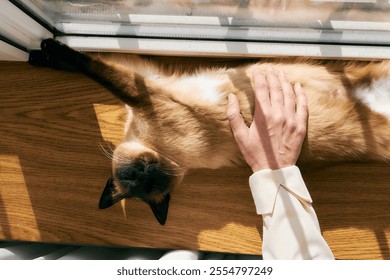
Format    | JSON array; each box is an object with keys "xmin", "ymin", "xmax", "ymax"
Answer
[{"xmin": 227, "ymin": 93, "xmax": 248, "ymax": 142}]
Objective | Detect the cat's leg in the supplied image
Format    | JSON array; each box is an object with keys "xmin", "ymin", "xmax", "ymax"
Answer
[{"xmin": 29, "ymin": 39, "xmax": 147, "ymax": 106}]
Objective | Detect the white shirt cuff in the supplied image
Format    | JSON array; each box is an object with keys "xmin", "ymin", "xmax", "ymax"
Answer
[{"xmin": 249, "ymin": 165, "xmax": 312, "ymax": 215}]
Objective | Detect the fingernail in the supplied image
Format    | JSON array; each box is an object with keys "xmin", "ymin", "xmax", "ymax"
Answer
[
  {"xmin": 253, "ymin": 68, "xmax": 265, "ymax": 80},
  {"xmin": 295, "ymin": 82, "xmax": 302, "ymax": 90},
  {"xmin": 227, "ymin": 94, "xmax": 237, "ymax": 118},
  {"xmin": 228, "ymin": 93, "xmax": 234, "ymax": 103},
  {"xmin": 253, "ymin": 68, "xmax": 261, "ymax": 75},
  {"xmin": 278, "ymin": 69, "xmax": 287, "ymax": 81},
  {"xmin": 267, "ymin": 67, "xmax": 276, "ymax": 74}
]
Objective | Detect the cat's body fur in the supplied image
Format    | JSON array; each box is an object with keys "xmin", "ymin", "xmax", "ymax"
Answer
[
  {"xmin": 93, "ymin": 53, "xmax": 390, "ymax": 165},
  {"xmin": 30, "ymin": 39, "xmax": 390, "ymax": 224}
]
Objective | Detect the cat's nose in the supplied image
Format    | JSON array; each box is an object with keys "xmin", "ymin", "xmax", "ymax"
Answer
[{"xmin": 116, "ymin": 160, "xmax": 171, "ymax": 199}]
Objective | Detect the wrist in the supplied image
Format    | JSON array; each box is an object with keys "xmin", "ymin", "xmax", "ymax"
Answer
[{"xmin": 250, "ymin": 163, "xmax": 296, "ymax": 173}]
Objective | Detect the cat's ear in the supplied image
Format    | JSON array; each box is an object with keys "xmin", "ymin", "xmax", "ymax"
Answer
[
  {"xmin": 146, "ymin": 194, "xmax": 170, "ymax": 225},
  {"xmin": 99, "ymin": 177, "xmax": 125, "ymax": 209},
  {"xmin": 99, "ymin": 177, "xmax": 171, "ymax": 225}
]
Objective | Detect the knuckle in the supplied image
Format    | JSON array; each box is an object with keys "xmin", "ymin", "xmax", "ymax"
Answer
[
  {"xmin": 270, "ymin": 84, "xmax": 283, "ymax": 93},
  {"xmin": 227, "ymin": 107, "xmax": 239, "ymax": 121},
  {"xmin": 299, "ymin": 101, "xmax": 309, "ymax": 112},
  {"xmin": 227, "ymin": 110, "xmax": 237, "ymax": 121},
  {"xmin": 301, "ymin": 103, "xmax": 309, "ymax": 112},
  {"xmin": 286, "ymin": 119, "xmax": 297, "ymax": 131},
  {"xmin": 296, "ymin": 125, "xmax": 307, "ymax": 137},
  {"xmin": 272, "ymin": 113, "xmax": 286, "ymax": 125}
]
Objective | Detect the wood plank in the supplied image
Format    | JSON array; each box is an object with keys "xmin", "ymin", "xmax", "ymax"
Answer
[{"xmin": 0, "ymin": 61, "xmax": 389, "ymax": 259}]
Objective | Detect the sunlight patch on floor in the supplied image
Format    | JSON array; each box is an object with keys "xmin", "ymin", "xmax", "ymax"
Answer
[
  {"xmin": 197, "ymin": 222, "xmax": 261, "ymax": 255},
  {"xmin": 93, "ymin": 103, "xmax": 125, "ymax": 146},
  {"xmin": 0, "ymin": 155, "xmax": 41, "ymax": 240}
]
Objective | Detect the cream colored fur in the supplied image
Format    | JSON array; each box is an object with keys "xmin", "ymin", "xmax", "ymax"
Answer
[{"xmin": 93, "ymin": 54, "xmax": 390, "ymax": 170}]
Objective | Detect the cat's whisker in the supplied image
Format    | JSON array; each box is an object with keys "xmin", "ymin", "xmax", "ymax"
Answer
[
  {"xmin": 99, "ymin": 141, "xmax": 115, "ymax": 160},
  {"xmin": 158, "ymin": 165, "xmax": 186, "ymax": 177}
]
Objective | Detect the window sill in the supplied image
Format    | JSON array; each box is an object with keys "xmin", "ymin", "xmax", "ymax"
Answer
[{"xmin": 57, "ymin": 36, "xmax": 390, "ymax": 60}]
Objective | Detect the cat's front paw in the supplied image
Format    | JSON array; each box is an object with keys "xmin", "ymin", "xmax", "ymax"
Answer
[
  {"xmin": 28, "ymin": 39, "xmax": 65, "ymax": 68},
  {"xmin": 40, "ymin": 38, "xmax": 65, "ymax": 54}
]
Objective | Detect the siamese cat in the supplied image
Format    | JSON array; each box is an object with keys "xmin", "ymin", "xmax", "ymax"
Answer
[{"xmin": 29, "ymin": 39, "xmax": 390, "ymax": 225}]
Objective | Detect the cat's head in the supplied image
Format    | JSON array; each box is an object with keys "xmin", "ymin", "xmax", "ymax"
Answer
[{"xmin": 99, "ymin": 141, "xmax": 183, "ymax": 225}]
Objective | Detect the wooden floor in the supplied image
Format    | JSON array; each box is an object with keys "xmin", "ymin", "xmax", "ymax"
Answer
[{"xmin": 0, "ymin": 61, "xmax": 389, "ymax": 260}]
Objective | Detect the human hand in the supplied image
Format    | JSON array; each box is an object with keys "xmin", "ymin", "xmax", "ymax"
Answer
[{"xmin": 227, "ymin": 67, "xmax": 308, "ymax": 172}]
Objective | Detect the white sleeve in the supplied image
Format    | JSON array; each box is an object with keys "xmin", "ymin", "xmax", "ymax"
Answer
[{"xmin": 249, "ymin": 165, "xmax": 334, "ymax": 260}]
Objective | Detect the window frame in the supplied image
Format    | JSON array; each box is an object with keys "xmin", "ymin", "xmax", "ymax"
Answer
[
  {"xmin": 2, "ymin": 0, "xmax": 390, "ymax": 60},
  {"xmin": 0, "ymin": 1, "xmax": 52, "ymax": 52}
]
